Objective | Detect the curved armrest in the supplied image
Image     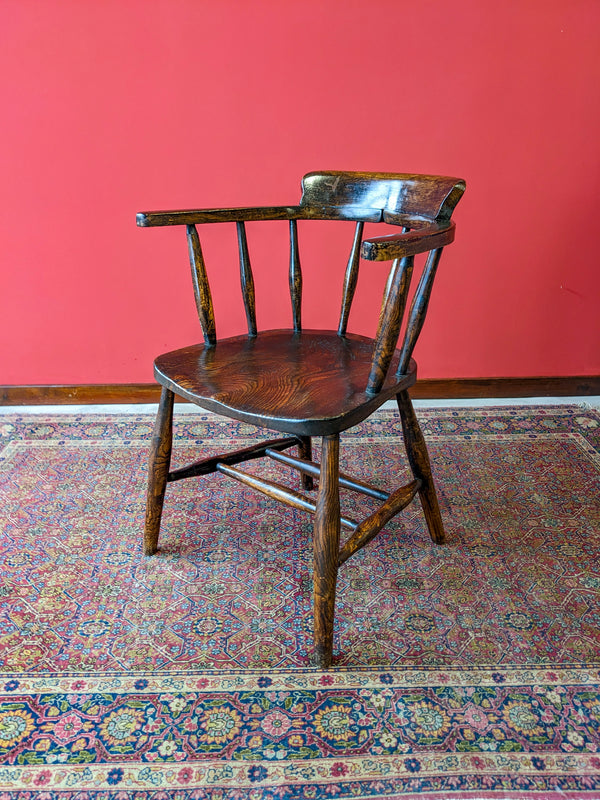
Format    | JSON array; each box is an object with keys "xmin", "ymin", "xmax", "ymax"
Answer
[
  {"xmin": 361, "ymin": 220, "xmax": 455, "ymax": 261},
  {"xmin": 137, "ymin": 206, "xmax": 301, "ymax": 227},
  {"xmin": 136, "ymin": 205, "xmax": 382, "ymax": 227}
]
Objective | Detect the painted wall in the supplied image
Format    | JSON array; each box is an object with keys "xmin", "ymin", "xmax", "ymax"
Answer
[{"xmin": 2, "ymin": 0, "xmax": 599, "ymax": 384}]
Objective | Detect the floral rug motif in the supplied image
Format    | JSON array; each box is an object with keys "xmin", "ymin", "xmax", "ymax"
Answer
[{"xmin": 0, "ymin": 404, "xmax": 599, "ymax": 797}]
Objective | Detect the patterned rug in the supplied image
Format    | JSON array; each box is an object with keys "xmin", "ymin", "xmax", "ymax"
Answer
[{"xmin": 0, "ymin": 404, "xmax": 599, "ymax": 798}]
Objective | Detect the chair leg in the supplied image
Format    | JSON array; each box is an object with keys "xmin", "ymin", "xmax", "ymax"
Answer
[
  {"xmin": 144, "ymin": 386, "xmax": 174, "ymax": 556},
  {"xmin": 396, "ymin": 390, "xmax": 445, "ymax": 545},
  {"xmin": 313, "ymin": 434, "xmax": 340, "ymax": 669},
  {"xmin": 298, "ymin": 436, "xmax": 314, "ymax": 490}
]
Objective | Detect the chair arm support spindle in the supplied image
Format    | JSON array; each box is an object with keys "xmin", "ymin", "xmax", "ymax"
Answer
[
  {"xmin": 366, "ymin": 256, "xmax": 414, "ymax": 394},
  {"xmin": 397, "ymin": 248, "xmax": 443, "ymax": 376}
]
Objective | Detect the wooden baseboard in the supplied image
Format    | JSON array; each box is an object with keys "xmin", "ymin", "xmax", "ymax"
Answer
[
  {"xmin": 1, "ymin": 376, "xmax": 599, "ymax": 405},
  {"xmin": 415, "ymin": 375, "xmax": 600, "ymax": 399}
]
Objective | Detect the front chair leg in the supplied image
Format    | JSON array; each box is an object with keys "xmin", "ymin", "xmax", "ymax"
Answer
[
  {"xmin": 313, "ymin": 434, "xmax": 341, "ymax": 669},
  {"xmin": 144, "ymin": 386, "xmax": 174, "ymax": 555},
  {"xmin": 396, "ymin": 390, "xmax": 445, "ymax": 545}
]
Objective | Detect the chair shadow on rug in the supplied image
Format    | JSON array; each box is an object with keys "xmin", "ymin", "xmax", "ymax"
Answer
[{"xmin": 136, "ymin": 171, "xmax": 466, "ymax": 668}]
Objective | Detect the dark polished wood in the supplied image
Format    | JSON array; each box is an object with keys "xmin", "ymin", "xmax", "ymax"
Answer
[
  {"xmin": 397, "ymin": 248, "xmax": 444, "ymax": 376},
  {"xmin": 167, "ymin": 437, "xmax": 299, "ymax": 482},
  {"xmin": 367, "ymin": 255, "xmax": 414, "ymax": 394},
  {"xmin": 396, "ymin": 390, "xmax": 445, "ymax": 544},
  {"xmin": 300, "ymin": 171, "xmax": 465, "ymax": 221},
  {"xmin": 361, "ymin": 221, "xmax": 455, "ymax": 261},
  {"xmin": 338, "ymin": 221, "xmax": 364, "ymax": 336},
  {"xmin": 134, "ymin": 171, "xmax": 471, "ymax": 667},
  {"xmin": 264, "ymin": 447, "xmax": 389, "ymax": 501},
  {"xmin": 136, "ymin": 205, "xmax": 382, "ymax": 227},
  {"xmin": 187, "ymin": 225, "xmax": 216, "ymax": 346},
  {"xmin": 3, "ymin": 376, "xmax": 598, "ymax": 405},
  {"xmin": 297, "ymin": 436, "xmax": 313, "ymax": 491},
  {"xmin": 153, "ymin": 330, "xmax": 416, "ymax": 436},
  {"xmin": 313, "ymin": 434, "xmax": 341, "ymax": 668},
  {"xmin": 216, "ymin": 458, "xmax": 358, "ymax": 531},
  {"xmin": 338, "ymin": 478, "xmax": 421, "ymax": 566},
  {"xmin": 236, "ymin": 221, "xmax": 257, "ymax": 337},
  {"xmin": 144, "ymin": 386, "xmax": 173, "ymax": 555}
]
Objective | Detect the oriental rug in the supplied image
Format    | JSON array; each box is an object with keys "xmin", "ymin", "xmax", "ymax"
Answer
[{"xmin": 0, "ymin": 404, "xmax": 599, "ymax": 798}]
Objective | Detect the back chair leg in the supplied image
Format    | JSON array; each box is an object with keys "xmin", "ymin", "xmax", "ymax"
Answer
[
  {"xmin": 312, "ymin": 434, "xmax": 341, "ymax": 668},
  {"xmin": 396, "ymin": 390, "xmax": 445, "ymax": 545},
  {"xmin": 144, "ymin": 386, "xmax": 174, "ymax": 555},
  {"xmin": 298, "ymin": 436, "xmax": 314, "ymax": 490}
]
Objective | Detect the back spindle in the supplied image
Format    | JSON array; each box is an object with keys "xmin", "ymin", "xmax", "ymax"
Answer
[
  {"xmin": 338, "ymin": 221, "xmax": 364, "ymax": 336},
  {"xmin": 186, "ymin": 224, "xmax": 216, "ymax": 345},
  {"xmin": 396, "ymin": 247, "xmax": 444, "ymax": 376},
  {"xmin": 236, "ymin": 221, "xmax": 257, "ymax": 337},
  {"xmin": 289, "ymin": 219, "xmax": 302, "ymax": 331}
]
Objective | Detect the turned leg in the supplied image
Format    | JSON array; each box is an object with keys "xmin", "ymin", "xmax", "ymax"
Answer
[
  {"xmin": 396, "ymin": 390, "xmax": 445, "ymax": 544},
  {"xmin": 313, "ymin": 434, "xmax": 341, "ymax": 668},
  {"xmin": 144, "ymin": 386, "xmax": 174, "ymax": 555},
  {"xmin": 298, "ymin": 436, "xmax": 314, "ymax": 490}
]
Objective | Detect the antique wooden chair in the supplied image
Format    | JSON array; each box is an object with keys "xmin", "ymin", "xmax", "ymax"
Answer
[{"xmin": 137, "ymin": 171, "xmax": 466, "ymax": 668}]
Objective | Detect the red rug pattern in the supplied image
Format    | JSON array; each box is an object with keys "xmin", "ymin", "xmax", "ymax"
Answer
[{"xmin": 0, "ymin": 404, "xmax": 599, "ymax": 797}]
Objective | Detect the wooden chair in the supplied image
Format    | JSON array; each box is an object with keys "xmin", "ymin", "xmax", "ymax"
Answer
[{"xmin": 137, "ymin": 171, "xmax": 466, "ymax": 668}]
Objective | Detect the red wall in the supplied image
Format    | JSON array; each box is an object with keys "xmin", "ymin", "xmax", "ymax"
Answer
[{"xmin": 2, "ymin": 0, "xmax": 599, "ymax": 384}]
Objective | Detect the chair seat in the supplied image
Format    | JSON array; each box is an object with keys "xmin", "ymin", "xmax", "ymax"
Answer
[{"xmin": 155, "ymin": 329, "xmax": 416, "ymax": 435}]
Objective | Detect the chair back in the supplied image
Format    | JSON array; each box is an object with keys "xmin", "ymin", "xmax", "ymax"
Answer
[
  {"xmin": 300, "ymin": 170, "xmax": 464, "ymax": 222},
  {"xmin": 299, "ymin": 171, "xmax": 465, "ymax": 392},
  {"xmin": 139, "ymin": 171, "xmax": 466, "ymax": 394}
]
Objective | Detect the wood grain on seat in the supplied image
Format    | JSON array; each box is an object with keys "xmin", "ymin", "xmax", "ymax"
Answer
[{"xmin": 155, "ymin": 330, "xmax": 416, "ymax": 436}]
